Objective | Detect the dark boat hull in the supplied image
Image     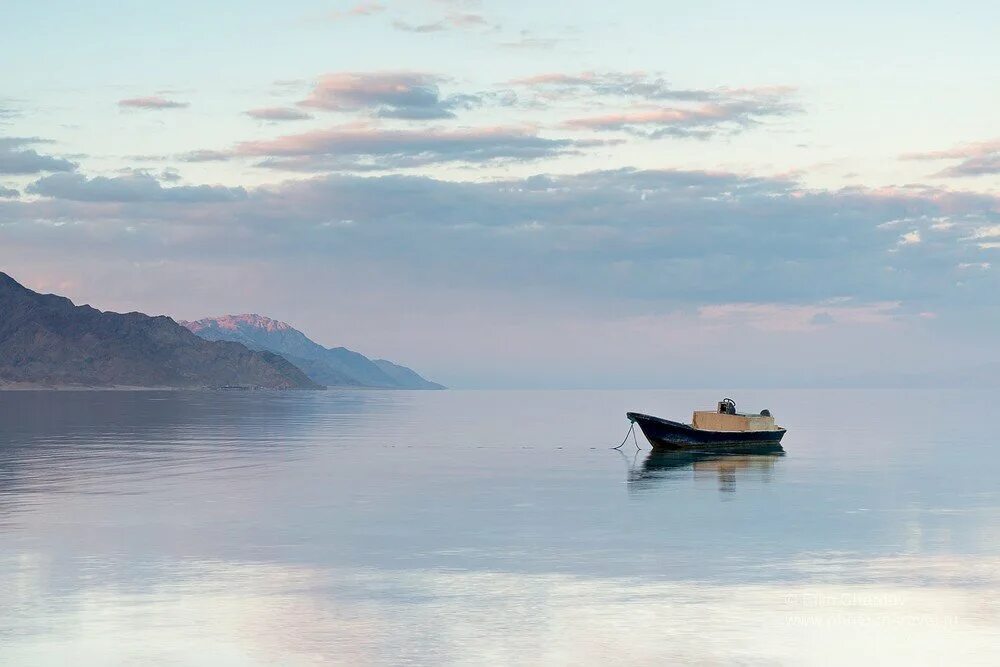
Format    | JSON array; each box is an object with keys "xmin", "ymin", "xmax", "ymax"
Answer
[{"xmin": 626, "ymin": 412, "xmax": 786, "ymax": 451}]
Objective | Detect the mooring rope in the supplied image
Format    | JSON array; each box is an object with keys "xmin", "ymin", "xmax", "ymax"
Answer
[{"xmin": 613, "ymin": 420, "xmax": 641, "ymax": 450}]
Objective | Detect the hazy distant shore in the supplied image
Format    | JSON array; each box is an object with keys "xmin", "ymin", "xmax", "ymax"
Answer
[
  {"xmin": 0, "ymin": 384, "xmax": 192, "ymax": 391},
  {"xmin": 0, "ymin": 384, "xmax": 441, "ymax": 391}
]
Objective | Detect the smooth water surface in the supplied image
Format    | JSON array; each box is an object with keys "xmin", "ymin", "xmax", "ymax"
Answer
[{"xmin": 1, "ymin": 389, "xmax": 998, "ymax": 664}]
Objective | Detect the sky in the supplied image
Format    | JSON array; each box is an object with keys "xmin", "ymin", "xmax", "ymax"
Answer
[{"xmin": 1, "ymin": 0, "xmax": 998, "ymax": 388}]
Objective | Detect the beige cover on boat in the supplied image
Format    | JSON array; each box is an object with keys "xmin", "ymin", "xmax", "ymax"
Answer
[{"xmin": 692, "ymin": 411, "xmax": 776, "ymax": 432}]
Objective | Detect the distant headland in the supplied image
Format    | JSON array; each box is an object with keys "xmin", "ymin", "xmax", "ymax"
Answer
[{"xmin": 0, "ymin": 272, "xmax": 442, "ymax": 390}]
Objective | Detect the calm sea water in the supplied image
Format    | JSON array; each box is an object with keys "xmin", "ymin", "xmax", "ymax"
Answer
[{"xmin": 1, "ymin": 389, "xmax": 998, "ymax": 665}]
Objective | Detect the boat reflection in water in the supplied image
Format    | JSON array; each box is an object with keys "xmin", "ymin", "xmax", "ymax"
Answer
[{"xmin": 626, "ymin": 445, "xmax": 785, "ymax": 494}]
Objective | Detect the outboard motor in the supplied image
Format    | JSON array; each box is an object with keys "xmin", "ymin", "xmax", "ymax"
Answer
[{"xmin": 718, "ymin": 398, "xmax": 737, "ymax": 415}]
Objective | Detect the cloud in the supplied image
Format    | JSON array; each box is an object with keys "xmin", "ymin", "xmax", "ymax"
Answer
[
  {"xmin": 179, "ymin": 149, "xmax": 232, "ymax": 163},
  {"xmin": 298, "ymin": 72, "xmax": 477, "ymax": 119},
  {"xmin": 562, "ymin": 100, "xmax": 793, "ymax": 138},
  {"xmin": 508, "ymin": 73, "xmax": 797, "ymax": 137},
  {"xmin": 234, "ymin": 123, "xmax": 583, "ymax": 170},
  {"xmin": 0, "ymin": 137, "xmax": 76, "ymax": 174},
  {"xmin": 512, "ymin": 72, "xmax": 792, "ymax": 102},
  {"xmin": 970, "ymin": 224, "xmax": 1000, "ymax": 238},
  {"xmin": 498, "ymin": 31, "xmax": 565, "ymax": 50},
  {"xmin": 7, "ymin": 168, "xmax": 997, "ymax": 312},
  {"xmin": 289, "ymin": 70, "xmax": 794, "ymax": 136},
  {"xmin": 25, "ymin": 172, "xmax": 246, "ymax": 202},
  {"xmin": 965, "ymin": 224, "xmax": 1000, "ymax": 249},
  {"xmin": 809, "ymin": 311, "xmax": 836, "ymax": 326},
  {"xmin": 903, "ymin": 139, "xmax": 1000, "ymax": 177},
  {"xmin": 328, "ymin": 1, "xmax": 385, "ymax": 20},
  {"xmin": 245, "ymin": 107, "xmax": 313, "ymax": 121},
  {"xmin": 0, "ymin": 185, "xmax": 18, "ymax": 198},
  {"xmin": 393, "ymin": 12, "xmax": 495, "ymax": 33},
  {"xmin": 118, "ymin": 96, "xmax": 190, "ymax": 110}
]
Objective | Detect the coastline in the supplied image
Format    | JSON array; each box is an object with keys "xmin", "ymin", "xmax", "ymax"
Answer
[
  {"xmin": 0, "ymin": 383, "xmax": 444, "ymax": 391},
  {"xmin": 0, "ymin": 384, "xmax": 196, "ymax": 391}
]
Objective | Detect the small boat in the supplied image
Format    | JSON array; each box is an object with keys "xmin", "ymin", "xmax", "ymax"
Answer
[{"xmin": 626, "ymin": 398, "xmax": 786, "ymax": 451}]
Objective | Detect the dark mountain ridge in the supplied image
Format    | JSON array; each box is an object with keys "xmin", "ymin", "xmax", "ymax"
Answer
[{"xmin": 0, "ymin": 273, "xmax": 319, "ymax": 389}]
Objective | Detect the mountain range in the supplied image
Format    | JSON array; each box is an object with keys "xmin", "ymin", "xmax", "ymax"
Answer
[
  {"xmin": 0, "ymin": 272, "xmax": 318, "ymax": 389},
  {"xmin": 180, "ymin": 314, "xmax": 443, "ymax": 389},
  {"xmin": 0, "ymin": 272, "xmax": 442, "ymax": 390}
]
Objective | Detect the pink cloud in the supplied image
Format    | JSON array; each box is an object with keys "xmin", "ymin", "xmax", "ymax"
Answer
[
  {"xmin": 902, "ymin": 138, "xmax": 1000, "ymax": 178},
  {"xmin": 903, "ymin": 139, "xmax": 1000, "ymax": 161},
  {"xmin": 231, "ymin": 122, "xmax": 577, "ymax": 169},
  {"xmin": 328, "ymin": 1, "xmax": 385, "ymax": 20},
  {"xmin": 298, "ymin": 72, "xmax": 471, "ymax": 119},
  {"xmin": 301, "ymin": 73, "xmax": 441, "ymax": 110},
  {"xmin": 564, "ymin": 105, "xmax": 731, "ymax": 130}
]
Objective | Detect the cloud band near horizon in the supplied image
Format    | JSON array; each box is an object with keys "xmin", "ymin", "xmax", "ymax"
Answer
[{"xmin": 3, "ymin": 167, "xmax": 996, "ymax": 317}]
